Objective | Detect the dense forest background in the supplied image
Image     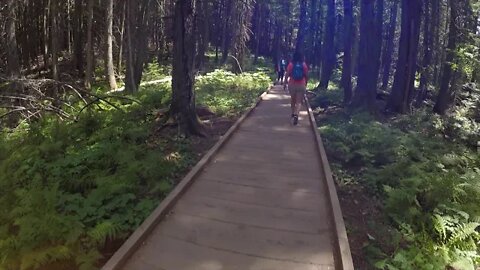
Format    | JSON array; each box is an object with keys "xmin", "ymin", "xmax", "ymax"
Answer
[
  {"xmin": 0, "ymin": 0, "xmax": 480, "ymax": 269},
  {"xmin": 1, "ymin": 0, "xmax": 479, "ymax": 117}
]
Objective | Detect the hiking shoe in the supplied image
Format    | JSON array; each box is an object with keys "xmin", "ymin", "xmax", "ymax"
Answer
[{"xmin": 293, "ymin": 115, "xmax": 299, "ymax": 126}]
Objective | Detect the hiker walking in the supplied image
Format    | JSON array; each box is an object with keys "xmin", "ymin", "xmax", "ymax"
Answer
[
  {"xmin": 286, "ymin": 52, "xmax": 308, "ymax": 126},
  {"xmin": 276, "ymin": 57, "xmax": 287, "ymax": 84}
]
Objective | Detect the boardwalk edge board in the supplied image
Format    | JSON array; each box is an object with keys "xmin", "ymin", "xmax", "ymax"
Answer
[
  {"xmin": 101, "ymin": 88, "xmax": 271, "ymax": 270},
  {"xmin": 305, "ymin": 98, "xmax": 355, "ymax": 270}
]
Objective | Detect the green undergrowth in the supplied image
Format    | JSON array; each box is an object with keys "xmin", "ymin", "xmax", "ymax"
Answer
[
  {"xmin": 315, "ymin": 85, "xmax": 480, "ymax": 270},
  {"xmin": 196, "ymin": 69, "xmax": 270, "ymax": 116},
  {"xmin": 141, "ymin": 61, "xmax": 172, "ymax": 82},
  {"xmin": 0, "ymin": 69, "xmax": 269, "ymax": 270}
]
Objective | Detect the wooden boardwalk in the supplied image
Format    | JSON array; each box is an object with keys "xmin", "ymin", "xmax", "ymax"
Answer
[{"xmin": 103, "ymin": 85, "xmax": 353, "ymax": 270}]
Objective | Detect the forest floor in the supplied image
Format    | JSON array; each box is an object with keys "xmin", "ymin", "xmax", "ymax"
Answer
[{"xmin": 337, "ymin": 184, "xmax": 386, "ymax": 269}]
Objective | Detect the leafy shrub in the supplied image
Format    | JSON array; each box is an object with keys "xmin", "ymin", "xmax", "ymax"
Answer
[
  {"xmin": 142, "ymin": 61, "xmax": 172, "ymax": 82},
  {"xmin": 310, "ymin": 82, "xmax": 344, "ymax": 108},
  {"xmin": 196, "ymin": 69, "xmax": 270, "ymax": 116},
  {"xmin": 441, "ymin": 83, "xmax": 480, "ymax": 146}
]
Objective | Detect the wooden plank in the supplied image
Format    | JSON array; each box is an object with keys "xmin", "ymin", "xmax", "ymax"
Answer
[
  {"xmin": 203, "ymin": 163, "xmax": 325, "ymax": 185},
  {"xmin": 123, "ymin": 235, "xmax": 335, "ymax": 270},
  {"xmin": 185, "ymin": 180, "xmax": 324, "ymax": 212},
  {"xmin": 217, "ymin": 143, "xmax": 315, "ymax": 161},
  {"xmin": 153, "ymin": 214, "xmax": 335, "ymax": 265},
  {"xmin": 198, "ymin": 172, "xmax": 323, "ymax": 193},
  {"xmin": 216, "ymin": 152, "xmax": 310, "ymax": 164},
  {"xmin": 173, "ymin": 195, "xmax": 330, "ymax": 234},
  {"xmin": 208, "ymin": 159, "xmax": 322, "ymax": 176},
  {"xmin": 224, "ymin": 132, "xmax": 317, "ymax": 150}
]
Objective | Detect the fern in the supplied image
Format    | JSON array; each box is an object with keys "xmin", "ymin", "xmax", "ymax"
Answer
[
  {"xmin": 433, "ymin": 214, "xmax": 448, "ymax": 242},
  {"xmin": 88, "ymin": 221, "xmax": 121, "ymax": 245},
  {"xmin": 20, "ymin": 246, "xmax": 72, "ymax": 270},
  {"xmin": 449, "ymin": 222, "xmax": 480, "ymax": 245}
]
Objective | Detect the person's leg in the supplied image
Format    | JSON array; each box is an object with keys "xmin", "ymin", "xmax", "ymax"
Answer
[
  {"xmin": 292, "ymin": 89, "xmax": 301, "ymax": 125},
  {"xmin": 295, "ymin": 91, "xmax": 304, "ymax": 116},
  {"xmin": 293, "ymin": 86, "xmax": 306, "ymax": 125},
  {"xmin": 289, "ymin": 86, "xmax": 297, "ymax": 116}
]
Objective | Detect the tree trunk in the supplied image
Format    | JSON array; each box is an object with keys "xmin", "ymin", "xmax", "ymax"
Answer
[
  {"xmin": 51, "ymin": 0, "xmax": 59, "ymax": 81},
  {"xmin": 215, "ymin": 0, "xmax": 223, "ymax": 63},
  {"xmin": 67, "ymin": 3, "xmax": 73, "ymax": 54},
  {"xmin": 230, "ymin": 0, "xmax": 254, "ymax": 74},
  {"xmin": 118, "ymin": 0, "xmax": 126, "ymax": 72},
  {"xmin": 307, "ymin": 0, "xmax": 318, "ymax": 62},
  {"xmin": 436, "ymin": 4, "xmax": 450, "ymax": 87},
  {"xmin": 106, "ymin": 0, "xmax": 117, "ymax": 90},
  {"xmin": 6, "ymin": 0, "xmax": 21, "ymax": 78},
  {"xmin": 195, "ymin": 0, "xmax": 209, "ymax": 70},
  {"xmin": 125, "ymin": 0, "xmax": 138, "ymax": 93},
  {"xmin": 44, "ymin": 0, "xmax": 50, "ymax": 69},
  {"xmin": 431, "ymin": 0, "xmax": 441, "ymax": 87},
  {"xmin": 373, "ymin": 0, "xmax": 384, "ymax": 86},
  {"xmin": 351, "ymin": 0, "xmax": 360, "ymax": 76},
  {"xmin": 170, "ymin": 0, "xmax": 204, "ymax": 136},
  {"xmin": 341, "ymin": 0, "xmax": 353, "ymax": 103},
  {"xmin": 125, "ymin": 0, "xmax": 150, "ymax": 93},
  {"xmin": 319, "ymin": 0, "xmax": 336, "ymax": 89},
  {"xmin": 416, "ymin": 0, "xmax": 433, "ymax": 106},
  {"xmin": 220, "ymin": 0, "xmax": 233, "ymax": 64},
  {"xmin": 314, "ymin": 0, "xmax": 324, "ymax": 70},
  {"xmin": 84, "ymin": 0, "xmax": 94, "ymax": 88},
  {"xmin": 73, "ymin": 0, "xmax": 84, "ymax": 75},
  {"xmin": 380, "ymin": 0, "xmax": 398, "ymax": 90},
  {"xmin": 433, "ymin": 0, "xmax": 460, "ymax": 115},
  {"xmin": 50, "ymin": 0, "xmax": 59, "ymax": 81},
  {"xmin": 134, "ymin": 3, "xmax": 150, "ymax": 87},
  {"xmin": 273, "ymin": 20, "xmax": 283, "ymax": 63},
  {"xmin": 350, "ymin": 0, "xmax": 377, "ymax": 110},
  {"xmin": 253, "ymin": 3, "xmax": 262, "ymax": 64},
  {"xmin": 295, "ymin": 0, "xmax": 308, "ymax": 53},
  {"xmin": 387, "ymin": 0, "xmax": 422, "ymax": 113},
  {"xmin": 155, "ymin": 3, "xmax": 165, "ymax": 62}
]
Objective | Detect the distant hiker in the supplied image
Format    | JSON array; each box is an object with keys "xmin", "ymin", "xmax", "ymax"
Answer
[
  {"xmin": 276, "ymin": 58, "xmax": 287, "ymax": 84},
  {"xmin": 286, "ymin": 52, "xmax": 308, "ymax": 126}
]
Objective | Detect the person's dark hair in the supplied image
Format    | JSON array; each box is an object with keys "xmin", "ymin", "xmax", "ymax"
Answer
[{"xmin": 292, "ymin": 51, "xmax": 303, "ymax": 63}]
